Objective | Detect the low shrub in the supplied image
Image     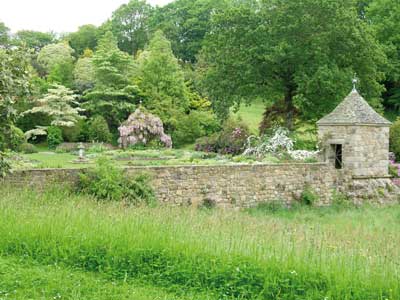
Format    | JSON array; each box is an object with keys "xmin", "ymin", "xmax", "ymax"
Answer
[
  {"xmin": 87, "ymin": 143, "xmax": 109, "ymax": 154},
  {"xmin": 8, "ymin": 126, "xmax": 25, "ymax": 151},
  {"xmin": 300, "ymin": 186, "xmax": 319, "ymax": 206},
  {"xmin": 331, "ymin": 191, "xmax": 353, "ymax": 208},
  {"xmin": 195, "ymin": 118, "xmax": 250, "ymax": 155},
  {"xmin": 87, "ymin": 116, "xmax": 112, "ymax": 143},
  {"xmin": 194, "ymin": 134, "xmax": 219, "ymax": 153},
  {"xmin": 18, "ymin": 142, "xmax": 38, "ymax": 154},
  {"xmin": 47, "ymin": 126, "xmax": 63, "ymax": 149},
  {"xmin": 62, "ymin": 120, "xmax": 84, "ymax": 142},
  {"xmin": 0, "ymin": 152, "xmax": 11, "ymax": 177},
  {"xmin": 173, "ymin": 111, "xmax": 220, "ymax": 147},
  {"xmin": 389, "ymin": 164, "xmax": 399, "ymax": 178},
  {"xmin": 77, "ymin": 157, "xmax": 156, "ymax": 205}
]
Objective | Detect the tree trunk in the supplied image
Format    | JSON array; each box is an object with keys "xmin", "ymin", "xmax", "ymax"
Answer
[{"xmin": 284, "ymin": 86, "xmax": 295, "ymax": 130}]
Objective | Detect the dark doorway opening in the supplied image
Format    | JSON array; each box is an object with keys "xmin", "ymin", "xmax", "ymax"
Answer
[{"xmin": 332, "ymin": 144, "xmax": 343, "ymax": 169}]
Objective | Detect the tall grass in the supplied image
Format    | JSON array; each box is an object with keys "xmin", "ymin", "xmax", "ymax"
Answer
[{"xmin": 0, "ymin": 186, "xmax": 399, "ymax": 299}]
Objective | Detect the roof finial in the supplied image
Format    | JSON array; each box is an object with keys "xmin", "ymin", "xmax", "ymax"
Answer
[{"xmin": 352, "ymin": 74, "xmax": 358, "ymax": 92}]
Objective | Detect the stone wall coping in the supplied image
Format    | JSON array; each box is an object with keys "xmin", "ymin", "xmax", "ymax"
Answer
[
  {"xmin": 352, "ymin": 175, "xmax": 393, "ymax": 180},
  {"xmin": 11, "ymin": 162, "xmax": 331, "ymax": 173},
  {"xmin": 318, "ymin": 123, "xmax": 390, "ymax": 127}
]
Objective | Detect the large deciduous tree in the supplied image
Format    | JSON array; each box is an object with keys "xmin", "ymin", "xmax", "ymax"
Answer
[
  {"xmin": 13, "ymin": 30, "xmax": 55, "ymax": 51},
  {"xmin": 37, "ymin": 42, "xmax": 75, "ymax": 73},
  {"xmin": 150, "ymin": 0, "xmax": 227, "ymax": 63},
  {"xmin": 367, "ymin": 0, "xmax": 400, "ymax": 111},
  {"xmin": 199, "ymin": 0, "xmax": 386, "ymax": 129},
  {"xmin": 108, "ymin": 0, "xmax": 153, "ymax": 55},
  {"xmin": 67, "ymin": 25, "xmax": 99, "ymax": 56},
  {"xmin": 73, "ymin": 50, "xmax": 95, "ymax": 92}
]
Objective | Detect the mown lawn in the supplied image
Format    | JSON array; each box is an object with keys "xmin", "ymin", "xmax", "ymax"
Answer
[{"xmin": 0, "ymin": 186, "xmax": 399, "ymax": 299}]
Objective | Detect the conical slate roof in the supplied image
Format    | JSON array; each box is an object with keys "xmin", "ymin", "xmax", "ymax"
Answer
[{"xmin": 317, "ymin": 89, "xmax": 391, "ymax": 126}]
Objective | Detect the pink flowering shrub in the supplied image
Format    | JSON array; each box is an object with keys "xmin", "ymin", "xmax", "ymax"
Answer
[{"xmin": 118, "ymin": 108, "xmax": 172, "ymax": 149}]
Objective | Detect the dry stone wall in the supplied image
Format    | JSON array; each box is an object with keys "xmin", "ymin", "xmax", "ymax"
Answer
[{"xmin": 2, "ymin": 163, "xmax": 344, "ymax": 208}]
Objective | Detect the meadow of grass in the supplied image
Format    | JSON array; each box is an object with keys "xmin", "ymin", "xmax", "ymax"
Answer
[
  {"xmin": 0, "ymin": 257, "xmax": 209, "ymax": 300},
  {"xmin": 0, "ymin": 186, "xmax": 399, "ymax": 299}
]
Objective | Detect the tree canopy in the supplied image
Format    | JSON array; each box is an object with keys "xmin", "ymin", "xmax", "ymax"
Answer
[
  {"xmin": 67, "ymin": 25, "xmax": 99, "ymax": 56},
  {"xmin": 108, "ymin": 0, "xmax": 153, "ymax": 55},
  {"xmin": 199, "ymin": 0, "xmax": 386, "ymax": 128}
]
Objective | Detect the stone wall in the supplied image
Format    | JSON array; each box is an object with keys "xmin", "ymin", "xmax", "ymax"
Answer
[
  {"xmin": 318, "ymin": 125, "xmax": 390, "ymax": 177},
  {"xmin": 2, "ymin": 163, "xmax": 344, "ymax": 208},
  {"xmin": 3, "ymin": 163, "xmax": 398, "ymax": 207}
]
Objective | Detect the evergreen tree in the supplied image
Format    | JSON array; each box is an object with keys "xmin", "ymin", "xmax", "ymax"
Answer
[
  {"xmin": 83, "ymin": 32, "xmax": 141, "ymax": 132},
  {"xmin": 137, "ymin": 30, "xmax": 189, "ymax": 127}
]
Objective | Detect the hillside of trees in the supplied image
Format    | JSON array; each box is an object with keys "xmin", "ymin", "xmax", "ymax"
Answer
[{"xmin": 1, "ymin": 0, "xmax": 400, "ymax": 152}]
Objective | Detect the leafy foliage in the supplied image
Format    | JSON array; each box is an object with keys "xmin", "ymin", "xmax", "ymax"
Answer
[
  {"xmin": 0, "ymin": 22, "xmax": 10, "ymax": 46},
  {"xmin": 87, "ymin": 115, "xmax": 112, "ymax": 143},
  {"xmin": 67, "ymin": 25, "xmax": 99, "ymax": 56},
  {"xmin": 73, "ymin": 56, "xmax": 95, "ymax": 92},
  {"xmin": 13, "ymin": 30, "xmax": 55, "ymax": 51},
  {"xmin": 199, "ymin": 0, "xmax": 386, "ymax": 126},
  {"xmin": 47, "ymin": 126, "xmax": 63, "ymax": 149},
  {"xmin": 0, "ymin": 47, "xmax": 31, "ymax": 151},
  {"xmin": 23, "ymin": 84, "xmax": 83, "ymax": 128},
  {"xmin": 300, "ymin": 186, "xmax": 320, "ymax": 206},
  {"xmin": 47, "ymin": 61, "xmax": 75, "ymax": 88},
  {"xmin": 77, "ymin": 157, "xmax": 156, "ymax": 205},
  {"xmin": 195, "ymin": 118, "xmax": 250, "ymax": 155},
  {"xmin": 83, "ymin": 32, "xmax": 138, "ymax": 131},
  {"xmin": 137, "ymin": 31, "xmax": 189, "ymax": 125},
  {"xmin": 18, "ymin": 142, "xmax": 38, "ymax": 154},
  {"xmin": 37, "ymin": 42, "xmax": 74, "ymax": 73},
  {"xmin": 0, "ymin": 152, "xmax": 11, "ymax": 178},
  {"xmin": 172, "ymin": 110, "xmax": 220, "ymax": 146},
  {"xmin": 390, "ymin": 118, "xmax": 400, "ymax": 159},
  {"xmin": 92, "ymin": 31, "xmax": 133, "ymax": 88},
  {"xmin": 8, "ymin": 126, "xmax": 25, "ymax": 151},
  {"xmin": 150, "ymin": 0, "xmax": 226, "ymax": 63},
  {"xmin": 108, "ymin": 0, "xmax": 152, "ymax": 55}
]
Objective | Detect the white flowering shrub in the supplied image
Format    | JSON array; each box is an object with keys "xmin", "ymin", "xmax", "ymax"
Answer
[
  {"xmin": 118, "ymin": 108, "xmax": 172, "ymax": 149},
  {"xmin": 243, "ymin": 127, "xmax": 319, "ymax": 161}
]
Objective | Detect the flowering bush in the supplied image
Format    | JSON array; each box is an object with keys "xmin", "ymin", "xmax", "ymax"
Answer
[
  {"xmin": 195, "ymin": 118, "xmax": 250, "ymax": 155},
  {"xmin": 118, "ymin": 108, "xmax": 172, "ymax": 149},
  {"xmin": 243, "ymin": 127, "xmax": 319, "ymax": 161}
]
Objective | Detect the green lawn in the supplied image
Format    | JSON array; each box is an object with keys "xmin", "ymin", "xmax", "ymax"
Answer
[
  {"xmin": 12, "ymin": 148, "xmax": 286, "ymax": 170},
  {"xmin": 0, "ymin": 186, "xmax": 399, "ymax": 299},
  {"xmin": 232, "ymin": 99, "xmax": 265, "ymax": 133}
]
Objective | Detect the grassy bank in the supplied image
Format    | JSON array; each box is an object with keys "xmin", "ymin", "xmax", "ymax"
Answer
[
  {"xmin": 0, "ymin": 186, "xmax": 399, "ymax": 299},
  {"xmin": 0, "ymin": 257, "xmax": 209, "ymax": 300}
]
